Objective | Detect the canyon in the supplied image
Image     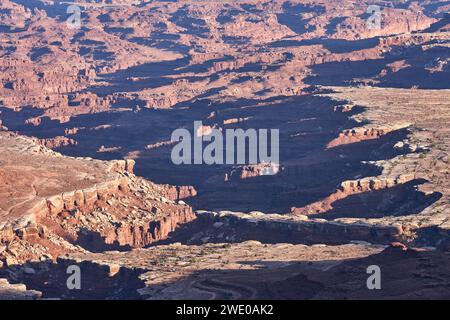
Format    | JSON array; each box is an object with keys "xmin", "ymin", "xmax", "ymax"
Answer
[{"xmin": 0, "ymin": 0, "xmax": 449, "ymax": 299}]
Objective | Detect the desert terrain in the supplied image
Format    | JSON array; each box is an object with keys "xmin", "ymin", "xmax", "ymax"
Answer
[{"xmin": 0, "ymin": 0, "xmax": 449, "ymax": 300}]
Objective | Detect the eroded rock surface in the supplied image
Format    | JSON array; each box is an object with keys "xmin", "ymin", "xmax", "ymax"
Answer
[
  {"xmin": 0, "ymin": 0, "xmax": 449, "ymax": 299},
  {"xmin": 0, "ymin": 132, "xmax": 196, "ymax": 266}
]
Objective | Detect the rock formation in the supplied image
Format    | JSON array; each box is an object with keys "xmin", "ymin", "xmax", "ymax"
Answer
[
  {"xmin": 0, "ymin": 0, "xmax": 449, "ymax": 300},
  {"xmin": 0, "ymin": 132, "xmax": 196, "ymax": 265}
]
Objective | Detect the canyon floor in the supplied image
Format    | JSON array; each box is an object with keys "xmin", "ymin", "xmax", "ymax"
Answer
[{"xmin": 0, "ymin": 0, "xmax": 449, "ymax": 300}]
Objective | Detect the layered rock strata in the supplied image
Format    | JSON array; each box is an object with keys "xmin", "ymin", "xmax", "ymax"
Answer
[{"xmin": 0, "ymin": 132, "xmax": 196, "ymax": 265}]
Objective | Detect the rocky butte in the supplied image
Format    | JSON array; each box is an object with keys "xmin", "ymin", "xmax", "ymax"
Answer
[{"xmin": 0, "ymin": 0, "xmax": 449, "ymax": 299}]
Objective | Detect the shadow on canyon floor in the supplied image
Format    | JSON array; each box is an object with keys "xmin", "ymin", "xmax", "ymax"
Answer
[
  {"xmin": 139, "ymin": 246, "xmax": 450, "ymax": 299},
  {"xmin": 305, "ymin": 43, "xmax": 450, "ymax": 89},
  {"xmin": 315, "ymin": 179, "xmax": 443, "ymax": 220},
  {"xmin": 270, "ymin": 37, "xmax": 380, "ymax": 54},
  {"xmin": 4, "ymin": 245, "xmax": 450, "ymax": 299},
  {"xmin": 146, "ymin": 216, "xmax": 354, "ymax": 247},
  {"xmin": 75, "ymin": 228, "xmax": 133, "ymax": 253},
  {"xmin": 1, "ymin": 93, "xmax": 417, "ymax": 213},
  {"xmin": 0, "ymin": 259, "xmax": 146, "ymax": 300}
]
